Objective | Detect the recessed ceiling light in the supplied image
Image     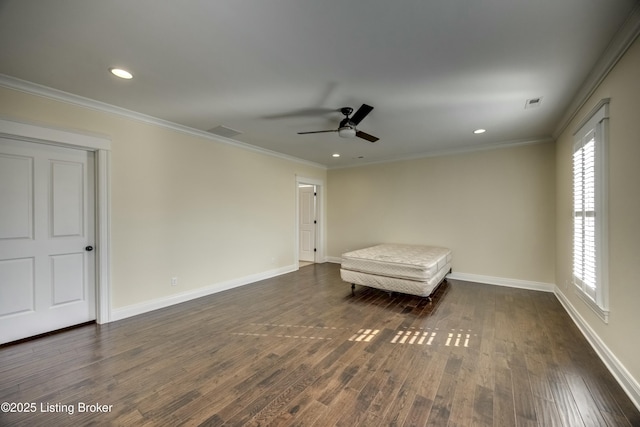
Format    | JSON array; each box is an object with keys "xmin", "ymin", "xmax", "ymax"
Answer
[
  {"xmin": 332, "ymin": 153, "xmax": 340, "ymax": 158},
  {"xmin": 473, "ymin": 128, "xmax": 486, "ymax": 134},
  {"xmin": 109, "ymin": 68, "xmax": 133, "ymax": 80}
]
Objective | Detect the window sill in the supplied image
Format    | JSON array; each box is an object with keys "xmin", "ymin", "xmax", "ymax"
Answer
[{"xmin": 574, "ymin": 287, "xmax": 609, "ymax": 323}]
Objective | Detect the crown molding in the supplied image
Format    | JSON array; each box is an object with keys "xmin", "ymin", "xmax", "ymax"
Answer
[
  {"xmin": 0, "ymin": 74, "xmax": 326, "ymax": 170},
  {"xmin": 553, "ymin": 3, "xmax": 640, "ymax": 138},
  {"xmin": 328, "ymin": 136, "xmax": 555, "ymax": 170}
]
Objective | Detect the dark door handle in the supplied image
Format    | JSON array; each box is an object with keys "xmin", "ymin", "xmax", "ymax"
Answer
[{"xmin": 85, "ymin": 246, "xmax": 94, "ymax": 252}]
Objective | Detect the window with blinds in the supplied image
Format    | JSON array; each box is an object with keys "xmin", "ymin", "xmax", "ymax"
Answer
[
  {"xmin": 572, "ymin": 99, "xmax": 609, "ymax": 322},
  {"xmin": 573, "ymin": 132, "xmax": 596, "ymax": 299}
]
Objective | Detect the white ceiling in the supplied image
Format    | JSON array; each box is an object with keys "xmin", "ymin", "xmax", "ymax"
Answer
[{"xmin": 0, "ymin": 0, "xmax": 638, "ymax": 168}]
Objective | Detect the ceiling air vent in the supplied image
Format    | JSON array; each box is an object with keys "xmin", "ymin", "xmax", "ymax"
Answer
[
  {"xmin": 525, "ymin": 97, "xmax": 542, "ymax": 109},
  {"xmin": 207, "ymin": 125, "xmax": 242, "ymax": 138}
]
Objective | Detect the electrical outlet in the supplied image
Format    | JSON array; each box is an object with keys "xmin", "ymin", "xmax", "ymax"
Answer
[{"xmin": 171, "ymin": 277, "xmax": 178, "ymax": 286}]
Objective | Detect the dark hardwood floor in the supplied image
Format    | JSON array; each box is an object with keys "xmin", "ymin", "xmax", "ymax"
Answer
[{"xmin": 1, "ymin": 263, "xmax": 638, "ymax": 426}]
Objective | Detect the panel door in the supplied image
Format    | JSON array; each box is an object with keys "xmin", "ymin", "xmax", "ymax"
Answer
[
  {"xmin": 299, "ymin": 186, "xmax": 316, "ymax": 262},
  {"xmin": 0, "ymin": 138, "xmax": 95, "ymax": 344}
]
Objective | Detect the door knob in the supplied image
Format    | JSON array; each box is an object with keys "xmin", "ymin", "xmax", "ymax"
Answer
[{"xmin": 85, "ymin": 246, "xmax": 94, "ymax": 251}]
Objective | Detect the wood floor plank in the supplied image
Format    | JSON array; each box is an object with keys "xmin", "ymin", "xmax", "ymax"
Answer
[
  {"xmin": 379, "ymin": 350, "xmax": 436, "ymax": 426},
  {"xmin": 276, "ymin": 398, "xmax": 327, "ymax": 427},
  {"xmin": 364, "ymin": 339, "xmax": 423, "ymax": 422},
  {"xmin": 0, "ymin": 263, "xmax": 638, "ymax": 426},
  {"xmin": 547, "ymin": 366, "xmax": 586, "ymax": 427},
  {"xmin": 492, "ymin": 357, "xmax": 517, "ymax": 426},
  {"xmin": 225, "ymin": 363, "xmax": 312, "ymax": 426},
  {"xmin": 511, "ymin": 363, "xmax": 538, "ymax": 425},
  {"xmin": 425, "ymin": 353, "xmax": 463, "ymax": 425},
  {"xmin": 404, "ymin": 394, "xmax": 433, "ymax": 427},
  {"xmin": 564, "ymin": 373, "xmax": 608, "ymax": 427},
  {"xmin": 472, "ymin": 384, "xmax": 494, "ymax": 427},
  {"xmin": 532, "ymin": 395, "xmax": 565, "ymax": 427},
  {"xmin": 447, "ymin": 348, "xmax": 483, "ymax": 427}
]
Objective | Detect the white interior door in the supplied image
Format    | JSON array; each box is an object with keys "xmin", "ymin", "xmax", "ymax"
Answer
[
  {"xmin": 0, "ymin": 138, "xmax": 95, "ymax": 344},
  {"xmin": 298, "ymin": 185, "xmax": 316, "ymax": 262}
]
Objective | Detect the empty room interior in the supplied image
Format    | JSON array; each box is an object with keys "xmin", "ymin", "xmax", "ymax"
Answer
[{"xmin": 1, "ymin": 1, "xmax": 640, "ymax": 425}]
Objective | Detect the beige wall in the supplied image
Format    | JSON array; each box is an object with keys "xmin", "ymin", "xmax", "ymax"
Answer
[
  {"xmin": 0, "ymin": 87, "xmax": 326, "ymax": 308},
  {"xmin": 555, "ymin": 37, "xmax": 640, "ymax": 383},
  {"xmin": 327, "ymin": 142, "xmax": 556, "ymax": 284}
]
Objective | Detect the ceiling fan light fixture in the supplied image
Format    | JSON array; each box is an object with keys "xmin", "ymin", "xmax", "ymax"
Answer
[{"xmin": 338, "ymin": 126, "xmax": 356, "ymax": 138}]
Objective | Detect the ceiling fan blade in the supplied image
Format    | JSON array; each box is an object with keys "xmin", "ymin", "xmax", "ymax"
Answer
[
  {"xmin": 349, "ymin": 104, "xmax": 374, "ymax": 125},
  {"xmin": 297, "ymin": 129, "xmax": 338, "ymax": 135},
  {"xmin": 264, "ymin": 108, "xmax": 339, "ymax": 119},
  {"xmin": 356, "ymin": 130, "xmax": 379, "ymax": 143}
]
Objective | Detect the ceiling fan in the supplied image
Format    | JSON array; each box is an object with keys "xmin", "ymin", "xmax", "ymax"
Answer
[{"xmin": 297, "ymin": 104, "xmax": 379, "ymax": 142}]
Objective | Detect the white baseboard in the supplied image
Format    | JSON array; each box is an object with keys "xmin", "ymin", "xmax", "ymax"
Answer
[
  {"xmin": 329, "ymin": 258, "xmax": 555, "ymax": 293},
  {"xmin": 445, "ymin": 272, "xmax": 555, "ymax": 292},
  {"xmin": 555, "ymin": 288, "xmax": 640, "ymax": 412},
  {"xmin": 110, "ymin": 264, "xmax": 297, "ymax": 321}
]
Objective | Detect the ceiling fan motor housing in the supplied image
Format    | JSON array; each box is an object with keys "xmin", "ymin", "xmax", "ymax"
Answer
[{"xmin": 341, "ymin": 107, "xmax": 354, "ymax": 116}]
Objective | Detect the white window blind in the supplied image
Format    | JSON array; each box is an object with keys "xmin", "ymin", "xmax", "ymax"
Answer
[
  {"xmin": 572, "ymin": 99, "xmax": 609, "ymax": 322},
  {"xmin": 573, "ymin": 132, "xmax": 596, "ymax": 299}
]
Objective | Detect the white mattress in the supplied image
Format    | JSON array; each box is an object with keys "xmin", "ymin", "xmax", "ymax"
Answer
[
  {"xmin": 340, "ymin": 262, "xmax": 451, "ymax": 297},
  {"xmin": 341, "ymin": 244, "xmax": 452, "ymax": 281}
]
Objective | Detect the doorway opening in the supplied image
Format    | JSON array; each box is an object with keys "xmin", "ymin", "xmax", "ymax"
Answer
[{"xmin": 296, "ymin": 176, "xmax": 323, "ymax": 269}]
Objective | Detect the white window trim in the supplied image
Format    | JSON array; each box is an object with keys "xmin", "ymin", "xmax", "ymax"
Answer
[{"xmin": 572, "ymin": 99, "xmax": 609, "ymax": 323}]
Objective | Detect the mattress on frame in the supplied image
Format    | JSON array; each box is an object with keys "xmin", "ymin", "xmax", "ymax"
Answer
[
  {"xmin": 340, "ymin": 258, "xmax": 451, "ymax": 297},
  {"xmin": 341, "ymin": 244, "xmax": 452, "ymax": 281}
]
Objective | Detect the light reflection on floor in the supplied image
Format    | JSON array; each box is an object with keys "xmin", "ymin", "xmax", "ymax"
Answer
[{"xmin": 231, "ymin": 323, "xmax": 476, "ymax": 347}]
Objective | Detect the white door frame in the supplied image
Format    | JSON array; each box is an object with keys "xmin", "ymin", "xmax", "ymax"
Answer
[
  {"xmin": 295, "ymin": 175, "xmax": 325, "ymax": 265},
  {"xmin": 297, "ymin": 184, "xmax": 317, "ymax": 262},
  {"xmin": 0, "ymin": 117, "xmax": 112, "ymax": 324}
]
